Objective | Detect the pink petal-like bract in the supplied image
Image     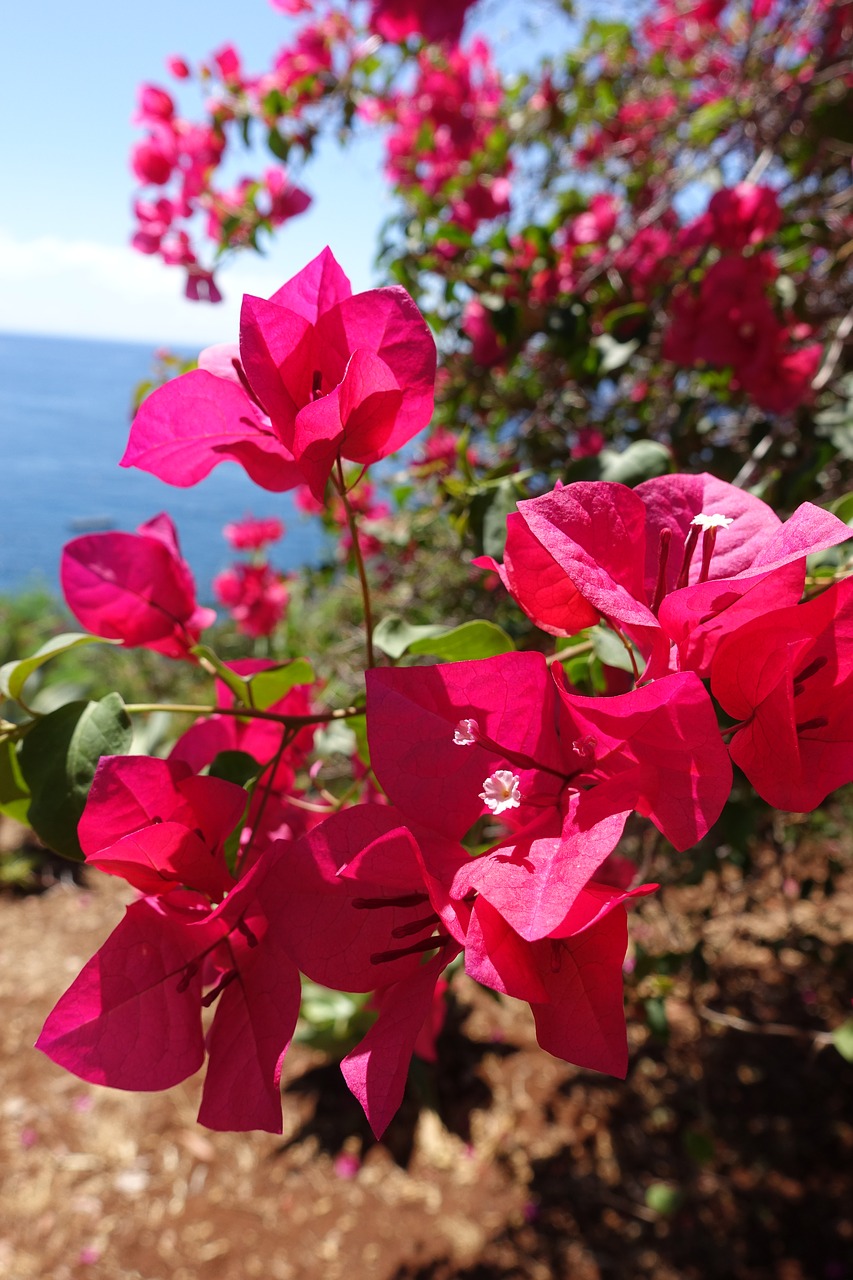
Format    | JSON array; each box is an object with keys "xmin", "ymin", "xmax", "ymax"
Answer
[
  {"xmin": 198, "ymin": 914, "xmax": 302, "ymax": 1133},
  {"xmin": 122, "ymin": 369, "xmax": 303, "ymax": 492},
  {"xmin": 341, "ymin": 954, "xmax": 450, "ymax": 1139},
  {"xmin": 712, "ymin": 578, "xmax": 853, "ymax": 810},
  {"xmin": 36, "ymin": 898, "xmax": 206, "ymax": 1091},
  {"xmin": 61, "ymin": 513, "xmax": 214, "ymax": 659},
  {"xmin": 261, "ymin": 805, "xmax": 458, "ymax": 993}
]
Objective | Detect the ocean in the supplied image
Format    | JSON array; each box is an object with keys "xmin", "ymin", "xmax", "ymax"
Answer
[{"xmin": 0, "ymin": 331, "xmax": 329, "ymax": 601}]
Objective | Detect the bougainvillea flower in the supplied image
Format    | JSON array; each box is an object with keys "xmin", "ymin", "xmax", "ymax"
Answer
[
  {"xmin": 169, "ymin": 658, "xmax": 318, "ymax": 852},
  {"xmin": 369, "ymin": 0, "xmax": 476, "ymax": 45},
  {"xmin": 223, "ymin": 514, "xmax": 285, "ymax": 550},
  {"xmin": 169, "ymin": 658, "xmax": 315, "ymax": 778},
  {"xmin": 214, "ymin": 562, "xmax": 289, "ymax": 637},
  {"xmin": 77, "ymin": 755, "xmax": 247, "ymax": 901},
  {"xmin": 711, "ymin": 578, "xmax": 853, "ymax": 811},
  {"xmin": 463, "ymin": 891, "xmax": 639, "ymax": 1076},
  {"xmin": 367, "ymin": 651, "xmax": 731, "ymax": 850},
  {"xmin": 61, "ymin": 513, "xmax": 215, "ymax": 659},
  {"xmin": 477, "ymin": 474, "xmax": 850, "ymax": 676},
  {"xmin": 37, "ymin": 756, "xmax": 301, "ymax": 1132},
  {"xmin": 260, "ymin": 804, "xmax": 465, "ymax": 1135},
  {"xmin": 125, "ymin": 248, "xmax": 435, "ymax": 499}
]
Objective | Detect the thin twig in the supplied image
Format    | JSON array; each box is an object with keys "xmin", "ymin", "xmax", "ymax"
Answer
[
  {"xmin": 123, "ymin": 702, "xmax": 363, "ymax": 726},
  {"xmin": 335, "ymin": 457, "xmax": 376, "ymax": 669},
  {"xmin": 698, "ymin": 1004, "xmax": 834, "ymax": 1046}
]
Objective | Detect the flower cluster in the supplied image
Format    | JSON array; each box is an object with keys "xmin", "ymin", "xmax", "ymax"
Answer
[
  {"xmin": 34, "ymin": 253, "xmax": 853, "ymax": 1139},
  {"xmin": 215, "ymin": 515, "xmax": 289, "ymax": 638}
]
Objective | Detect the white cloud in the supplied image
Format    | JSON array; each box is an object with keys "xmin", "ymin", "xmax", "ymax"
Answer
[{"xmin": 0, "ymin": 227, "xmax": 355, "ymax": 348}]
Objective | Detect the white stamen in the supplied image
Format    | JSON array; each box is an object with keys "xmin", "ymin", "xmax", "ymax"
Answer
[
  {"xmin": 691, "ymin": 512, "xmax": 733, "ymax": 530},
  {"xmin": 479, "ymin": 770, "xmax": 522, "ymax": 815},
  {"xmin": 454, "ymin": 718, "xmax": 479, "ymax": 746}
]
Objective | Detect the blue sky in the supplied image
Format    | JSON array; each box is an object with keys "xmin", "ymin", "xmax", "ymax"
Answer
[{"xmin": 1, "ymin": 0, "xmax": 576, "ymax": 346}]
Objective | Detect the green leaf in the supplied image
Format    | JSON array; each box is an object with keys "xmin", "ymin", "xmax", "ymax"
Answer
[
  {"xmin": 644, "ymin": 995, "xmax": 670, "ymax": 1041},
  {"xmin": 191, "ymin": 645, "xmax": 248, "ymax": 702},
  {"xmin": 0, "ymin": 633, "xmax": 120, "ymax": 705},
  {"xmin": 645, "ymin": 1183, "xmax": 683, "ymax": 1216},
  {"xmin": 599, "ymin": 440, "xmax": 671, "ymax": 486},
  {"xmin": 688, "ymin": 96, "xmax": 734, "ymax": 144},
  {"xmin": 192, "ymin": 647, "xmax": 314, "ymax": 711},
  {"xmin": 209, "ymin": 751, "xmax": 259, "ymax": 876},
  {"xmin": 408, "ymin": 621, "xmax": 515, "ymax": 662},
  {"xmin": 373, "ymin": 616, "xmax": 446, "ymax": 661},
  {"xmin": 0, "ymin": 739, "xmax": 30, "ymax": 823},
  {"xmin": 208, "ymin": 750, "xmax": 262, "ymax": 788},
  {"xmin": 18, "ymin": 694, "xmax": 132, "ymax": 860},
  {"xmin": 589, "ymin": 625, "xmax": 635, "ymax": 673},
  {"xmin": 683, "ymin": 1129, "xmax": 716, "ymax": 1166},
  {"xmin": 243, "ymin": 659, "xmax": 314, "ymax": 710},
  {"xmin": 831, "ymin": 1018, "xmax": 853, "ymax": 1063},
  {"xmin": 482, "ymin": 478, "xmax": 519, "ymax": 560},
  {"xmin": 829, "ymin": 492, "xmax": 853, "ymax": 526},
  {"xmin": 267, "ymin": 128, "xmax": 290, "ymax": 161}
]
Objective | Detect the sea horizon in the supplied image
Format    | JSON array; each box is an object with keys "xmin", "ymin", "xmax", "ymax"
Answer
[{"xmin": 0, "ymin": 330, "xmax": 329, "ymax": 600}]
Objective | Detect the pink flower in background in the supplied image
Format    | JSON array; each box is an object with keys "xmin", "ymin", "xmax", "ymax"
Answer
[
  {"xmin": 166, "ymin": 55, "xmax": 190, "ymax": 79},
  {"xmin": 223, "ymin": 515, "xmax": 285, "ymax": 550},
  {"xmin": 214, "ymin": 563, "xmax": 289, "ymax": 637},
  {"xmin": 61, "ymin": 513, "xmax": 215, "ymax": 660},
  {"xmin": 131, "ymin": 133, "xmax": 176, "ymax": 186},
  {"xmin": 211, "ymin": 44, "xmax": 242, "ymax": 83},
  {"xmin": 369, "ymin": 0, "xmax": 476, "ymax": 45},
  {"xmin": 706, "ymin": 183, "xmax": 781, "ymax": 250},
  {"xmin": 463, "ymin": 299, "xmax": 505, "ymax": 367},
  {"xmin": 136, "ymin": 84, "xmax": 175, "ymax": 123},
  {"xmin": 185, "ymin": 268, "xmax": 223, "ymax": 303}
]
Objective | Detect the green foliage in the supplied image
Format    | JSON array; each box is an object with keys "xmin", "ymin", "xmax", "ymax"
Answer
[{"xmin": 18, "ymin": 694, "xmax": 132, "ymax": 860}]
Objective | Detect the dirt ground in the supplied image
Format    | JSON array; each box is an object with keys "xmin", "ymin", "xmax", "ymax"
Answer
[{"xmin": 2, "ymin": 816, "xmax": 853, "ymax": 1280}]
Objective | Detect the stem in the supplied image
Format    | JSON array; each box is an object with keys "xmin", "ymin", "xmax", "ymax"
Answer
[
  {"xmin": 698, "ymin": 1004, "xmax": 834, "ymax": 1047},
  {"xmin": 237, "ymin": 727, "xmax": 294, "ymax": 873},
  {"xmin": 612, "ymin": 626, "xmax": 641, "ymax": 683},
  {"xmin": 546, "ymin": 640, "xmax": 594, "ymax": 666},
  {"xmin": 123, "ymin": 702, "xmax": 363, "ymax": 726},
  {"xmin": 335, "ymin": 456, "xmax": 376, "ymax": 669}
]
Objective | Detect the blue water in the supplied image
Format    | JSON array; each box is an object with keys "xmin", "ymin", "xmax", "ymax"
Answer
[{"xmin": 0, "ymin": 332, "xmax": 329, "ymax": 601}]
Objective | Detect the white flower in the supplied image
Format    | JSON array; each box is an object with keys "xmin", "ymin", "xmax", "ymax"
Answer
[
  {"xmin": 454, "ymin": 718, "xmax": 480, "ymax": 746},
  {"xmin": 479, "ymin": 770, "xmax": 522, "ymax": 815},
  {"xmin": 691, "ymin": 512, "xmax": 733, "ymax": 530}
]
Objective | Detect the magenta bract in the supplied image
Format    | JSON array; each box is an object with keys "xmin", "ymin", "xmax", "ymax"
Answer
[
  {"xmin": 480, "ymin": 474, "xmax": 850, "ymax": 677},
  {"xmin": 61, "ymin": 512, "xmax": 215, "ymax": 659},
  {"xmin": 123, "ymin": 247, "xmax": 436, "ymax": 499},
  {"xmin": 712, "ymin": 578, "xmax": 853, "ymax": 811}
]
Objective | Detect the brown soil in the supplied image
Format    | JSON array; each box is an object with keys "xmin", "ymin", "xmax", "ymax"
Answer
[{"xmin": 1, "ymin": 820, "xmax": 853, "ymax": 1280}]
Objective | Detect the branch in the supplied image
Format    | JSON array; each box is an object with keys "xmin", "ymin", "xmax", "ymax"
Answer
[{"xmin": 698, "ymin": 1003, "xmax": 834, "ymax": 1046}]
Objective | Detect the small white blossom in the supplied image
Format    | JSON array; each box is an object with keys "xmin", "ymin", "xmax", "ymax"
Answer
[
  {"xmin": 691, "ymin": 512, "xmax": 733, "ymax": 530},
  {"xmin": 479, "ymin": 770, "xmax": 522, "ymax": 815},
  {"xmin": 454, "ymin": 718, "xmax": 480, "ymax": 746}
]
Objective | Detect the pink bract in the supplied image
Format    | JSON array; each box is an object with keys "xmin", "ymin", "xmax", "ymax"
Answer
[
  {"xmin": 61, "ymin": 513, "xmax": 215, "ymax": 660},
  {"xmin": 712, "ymin": 578, "xmax": 853, "ymax": 811},
  {"xmin": 123, "ymin": 248, "xmax": 436, "ymax": 499},
  {"xmin": 369, "ymin": 0, "xmax": 476, "ymax": 45},
  {"xmin": 477, "ymin": 474, "xmax": 850, "ymax": 676}
]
